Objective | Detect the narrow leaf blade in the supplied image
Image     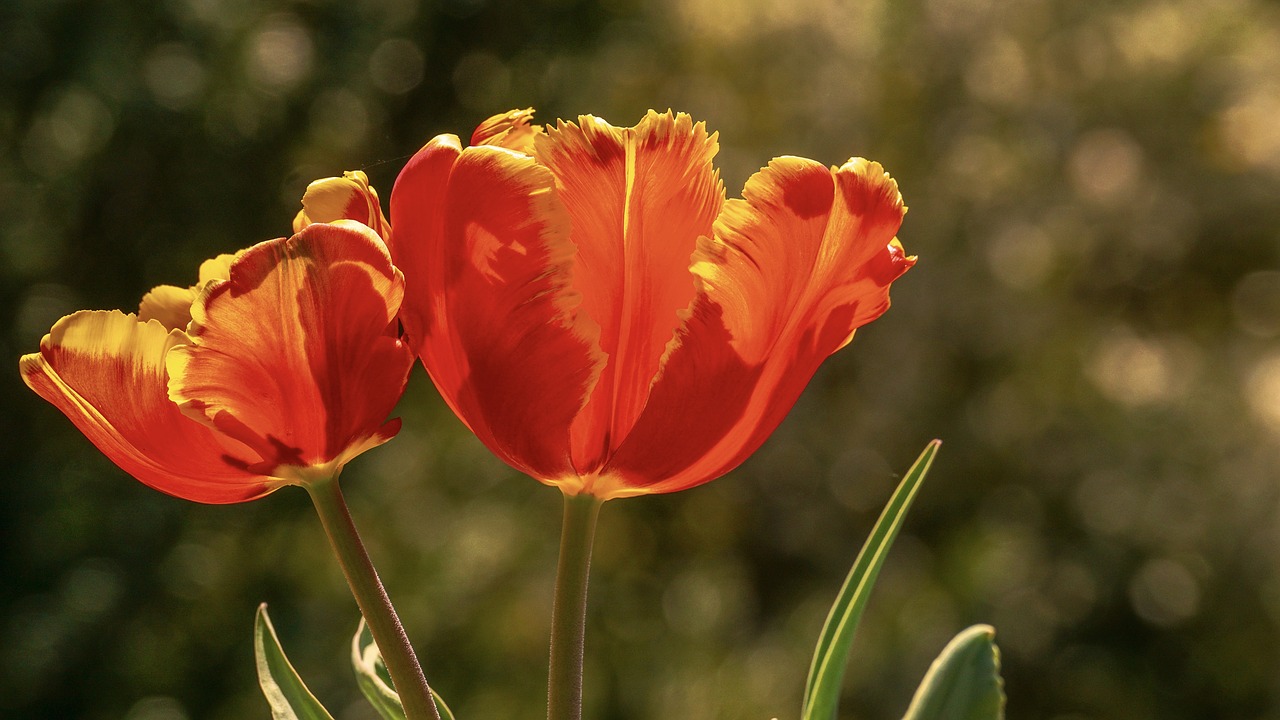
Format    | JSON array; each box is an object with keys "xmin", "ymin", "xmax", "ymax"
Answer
[
  {"xmin": 352, "ymin": 617, "xmax": 456, "ymax": 720},
  {"xmin": 902, "ymin": 624, "xmax": 1005, "ymax": 720},
  {"xmin": 801, "ymin": 440, "xmax": 941, "ymax": 720},
  {"xmin": 254, "ymin": 603, "xmax": 336, "ymax": 720}
]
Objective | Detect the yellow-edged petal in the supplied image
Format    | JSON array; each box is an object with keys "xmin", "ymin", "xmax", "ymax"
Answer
[
  {"xmin": 534, "ymin": 111, "xmax": 725, "ymax": 477},
  {"xmin": 20, "ymin": 310, "xmax": 278, "ymax": 503},
  {"xmin": 605, "ymin": 157, "xmax": 913, "ymax": 496},
  {"xmin": 292, "ymin": 170, "xmax": 390, "ymax": 241},
  {"xmin": 471, "ymin": 107, "xmax": 543, "ymax": 153},
  {"xmin": 166, "ymin": 222, "xmax": 413, "ymax": 479}
]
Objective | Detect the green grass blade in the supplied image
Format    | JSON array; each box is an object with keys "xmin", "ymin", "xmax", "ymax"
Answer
[
  {"xmin": 901, "ymin": 625, "xmax": 1005, "ymax": 720},
  {"xmin": 801, "ymin": 440, "xmax": 942, "ymax": 720},
  {"xmin": 352, "ymin": 617, "xmax": 456, "ymax": 720},
  {"xmin": 254, "ymin": 604, "xmax": 336, "ymax": 720}
]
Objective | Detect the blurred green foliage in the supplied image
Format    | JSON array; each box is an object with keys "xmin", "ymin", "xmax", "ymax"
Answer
[{"xmin": 3, "ymin": 0, "xmax": 1279, "ymax": 718}]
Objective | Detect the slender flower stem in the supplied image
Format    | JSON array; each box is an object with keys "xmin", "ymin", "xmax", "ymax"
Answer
[
  {"xmin": 547, "ymin": 492, "xmax": 604, "ymax": 720},
  {"xmin": 307, "ymin": 475, "xmax": 440, "ymax": 720}
]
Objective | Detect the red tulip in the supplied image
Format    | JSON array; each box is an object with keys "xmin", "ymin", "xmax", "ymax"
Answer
[
  {"xmin": 21, "ymin": 219, "xmax": 413, "ymax": 503},
  {"xmin": 390, "ymin": 109, "xmax": 915, "ymax": 501}
]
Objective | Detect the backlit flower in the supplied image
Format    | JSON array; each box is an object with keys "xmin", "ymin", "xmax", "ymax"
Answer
[
  {"xmin": 21, "ymin": 219, "xmax": 413, "ymax": 504},
  {"xmin": 390, "ymin": 109, "xmax": 915, "ymax": 500}
]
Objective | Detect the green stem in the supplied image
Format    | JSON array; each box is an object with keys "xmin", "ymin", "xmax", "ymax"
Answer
[
  {"xmin": 307, "ymin": 475, "xmax": 440, "ymax": 720},
  {"xmin": 547, "ymin": 492, "xmax": 604, "ymax": 720}
]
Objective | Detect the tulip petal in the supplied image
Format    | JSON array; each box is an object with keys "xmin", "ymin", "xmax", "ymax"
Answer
[
  {"xmin": 471, "ymin": 107, "xmax": 542, "ymax": 154},
  {"xmin": 606, "ymin": 157, "xmax": 914, "ymax": 495},
  {"xmin": 138, "ymin": 284, "xmax": 197, "ymax": 331},
  {"xmin": 167, "ymin": 222, "xmax": 413, "ymax": 478},
  {"xmin": 389, "ymin": 135, "xmax": 604, "ymax": 481},
  {"xmin": 535, "ymin": 111, "xmax": 724, "ymax": 474},
  {"xmin": 137, "ymin": 252, "xmax": 240, "ymax": 332},
  {"xmin": 293, "ymin": 171, "xmax": 390, "ymax": 241},
  {"xmin": 197, "ymin": 253, "xmax": 239, "ymax": 285},
  {"xmin": 20, "ymin": 310, "xmax": 276, "ymax": 503}
]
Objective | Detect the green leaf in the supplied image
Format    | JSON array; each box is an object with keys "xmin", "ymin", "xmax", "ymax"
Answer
[
  {"xmin": 352, "ymin": 617, "xmax": 457, "ymax": 720},
  {"xmin": 800, "ymin": 440, "xmax": 942, "ymax": 720},
  {"xmin": 902, "ymin": 625, "xmax": 1005, "ymax": 720},
  {"xmin": 254, "ymin": 603, "xmax": 336, "ymax": 720}
]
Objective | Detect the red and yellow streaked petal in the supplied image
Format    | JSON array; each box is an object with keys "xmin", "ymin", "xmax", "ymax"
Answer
[
  {"xmin": 293, "ymin": 171, "xmax": 390, "ymax": 241},
  {"xmin": 534, "ymin": 111, "xmax": 725, "ymax": 474},
  {"xmin": 20, "ymin": 310, "xmax": 277, "ymax": 503},
  {"xmin": 604, "ymin": 157, "xmax": 913, "ymax": 496},
  {"xmin": 166, "ymin": 222, "xmax": 413, "ymax": 476},
  {"xmin": 389, "ymin": 135, "xmax": 604, "ymax": 481},
  {"xmin": 471, "ymin": 107, "xmax": 543, "ymax": 154}
]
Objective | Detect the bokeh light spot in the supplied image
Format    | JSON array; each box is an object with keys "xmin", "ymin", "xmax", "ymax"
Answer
[
  {"xmin": 1088, "ymin": 337, "xmax": 1169, "ymax": 405},
  {"xmin": 1218, "ymin": 87, "xmax": 1280, "ymax": 173},
  {"xmin": 21, "ymin": 86, "xmax": 115, "ymax": 178},
  {"xmin": 1244, "ymin": 353, "xmax": 1280, "ymax": 434},
  {"xmin": 1128, "ymin": 558, "xmax": 1200, "ymax": 627},
  {"xmin": 1112, "ymin": 1, "xmax": 1197, "ymax": 70},
  {"xmin": 369, "ymin": 38, "xmax": 425, "ymax": 95},
  {"xmin": 1069, "ymin": 129, "xmax": 1143, "ymax": 205},
  {"xmin": 1087, "ymin": 331, "xmax": 1196, "ymax": 407},
  {"xmin": 245, "ymin": 14, "xmax": 314, "ymax": 91},
  {"xmin": 985, "ymin": 221, "xmax": 1057, "ymax": 291},
  {"xmin": 965, "ymin": 35, "xmax": 1032, "ymax": 108},
  {"xmin": 144, "ymin": 43, "xmax": 207, "ymax": 111}
]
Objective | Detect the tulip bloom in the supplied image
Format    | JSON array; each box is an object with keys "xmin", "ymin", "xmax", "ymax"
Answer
[
  {"xmin": 390, "ymin": 109, "xmax": 915, "ymax": 501},
  {"xmin": 21, "ymin": 220, "xmax": 413, "ymax": 503}
]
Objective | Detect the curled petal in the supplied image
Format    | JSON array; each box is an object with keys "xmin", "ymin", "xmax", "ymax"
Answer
[
  {"xmin": 293, "ymin": 171, "xmax": 390, "ymax": 241},
  {"xmin": 138, "ymin": 252, "xmax": 241, "ymax": 332},
  {"xmin": 20, "ymin": 311, "xmax": 277, "ymax": 503},
  {"xmin": 605, "ymin": 157, "xmax": 914, "ymax": 496},
  {"xmin": 534, "ymin": 111, "xmax": 724, "ymax": 475},
  {"xmin": 138, "ymin": 285, "xmax": 197, "ymax": 332},
  {"xmin": 389, "ymin": 135, "xmax": 604, "ymax": 481},
  {"xmin": 471, "ymin": 108, "xmax": 542, "ymax": 153},
  {"xmin": 166, "ymin": 222, "xmax": 413, "ymax": 479},
  {"xmin": 197, "ymin": 253, "xmax": 239, "ymax": 285}
]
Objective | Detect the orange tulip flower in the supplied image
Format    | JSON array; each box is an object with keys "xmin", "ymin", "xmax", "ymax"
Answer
[
  {"xmin": 389, "ymin": 109, "xmax": 915, "ymax": 501},
  {"xmin": 20, "ymin": 219, "xmax": 413, "ymax": 504}
]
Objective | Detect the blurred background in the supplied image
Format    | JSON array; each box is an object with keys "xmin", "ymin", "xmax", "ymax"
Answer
[{"xmin": 3, "ymin": 0, "xmax": 1279, "ymax": 718}]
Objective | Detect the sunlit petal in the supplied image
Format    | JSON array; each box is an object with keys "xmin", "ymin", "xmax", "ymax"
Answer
[
  {"xmin": 389, "ymin": 134, "xmax": 604, "ymax": 481},
  {"xmin": 293, "ymin": 170, "xmax": 390, "ymax": 241},
  {"xmin": 534, "ymin": 111, "xmax": 724, "ymax": 475},
  {"xmin": 471, "ymin": 107, "xmax": 542, "ymax": 153},
  {"xmin": 606, "ymin": 157, "xmax": 913, "ymax": 495},
  {"xmin": 20, "ymin": 310, "xmax": 276, "ymax": 503},
  {"xmin": 138, "ymin": 284, "xmax": 197, "ymax": 331},
  {"xmin": 167, "ymin": 222, "xmax": 413, "ymax": 478},
  {"xmin": 197, "ymin": 252, "xmax": 240, "ymax": 285},
  {"xmin": 138, "ymin": 252, "xmax": 241, "ymax": 332}
]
